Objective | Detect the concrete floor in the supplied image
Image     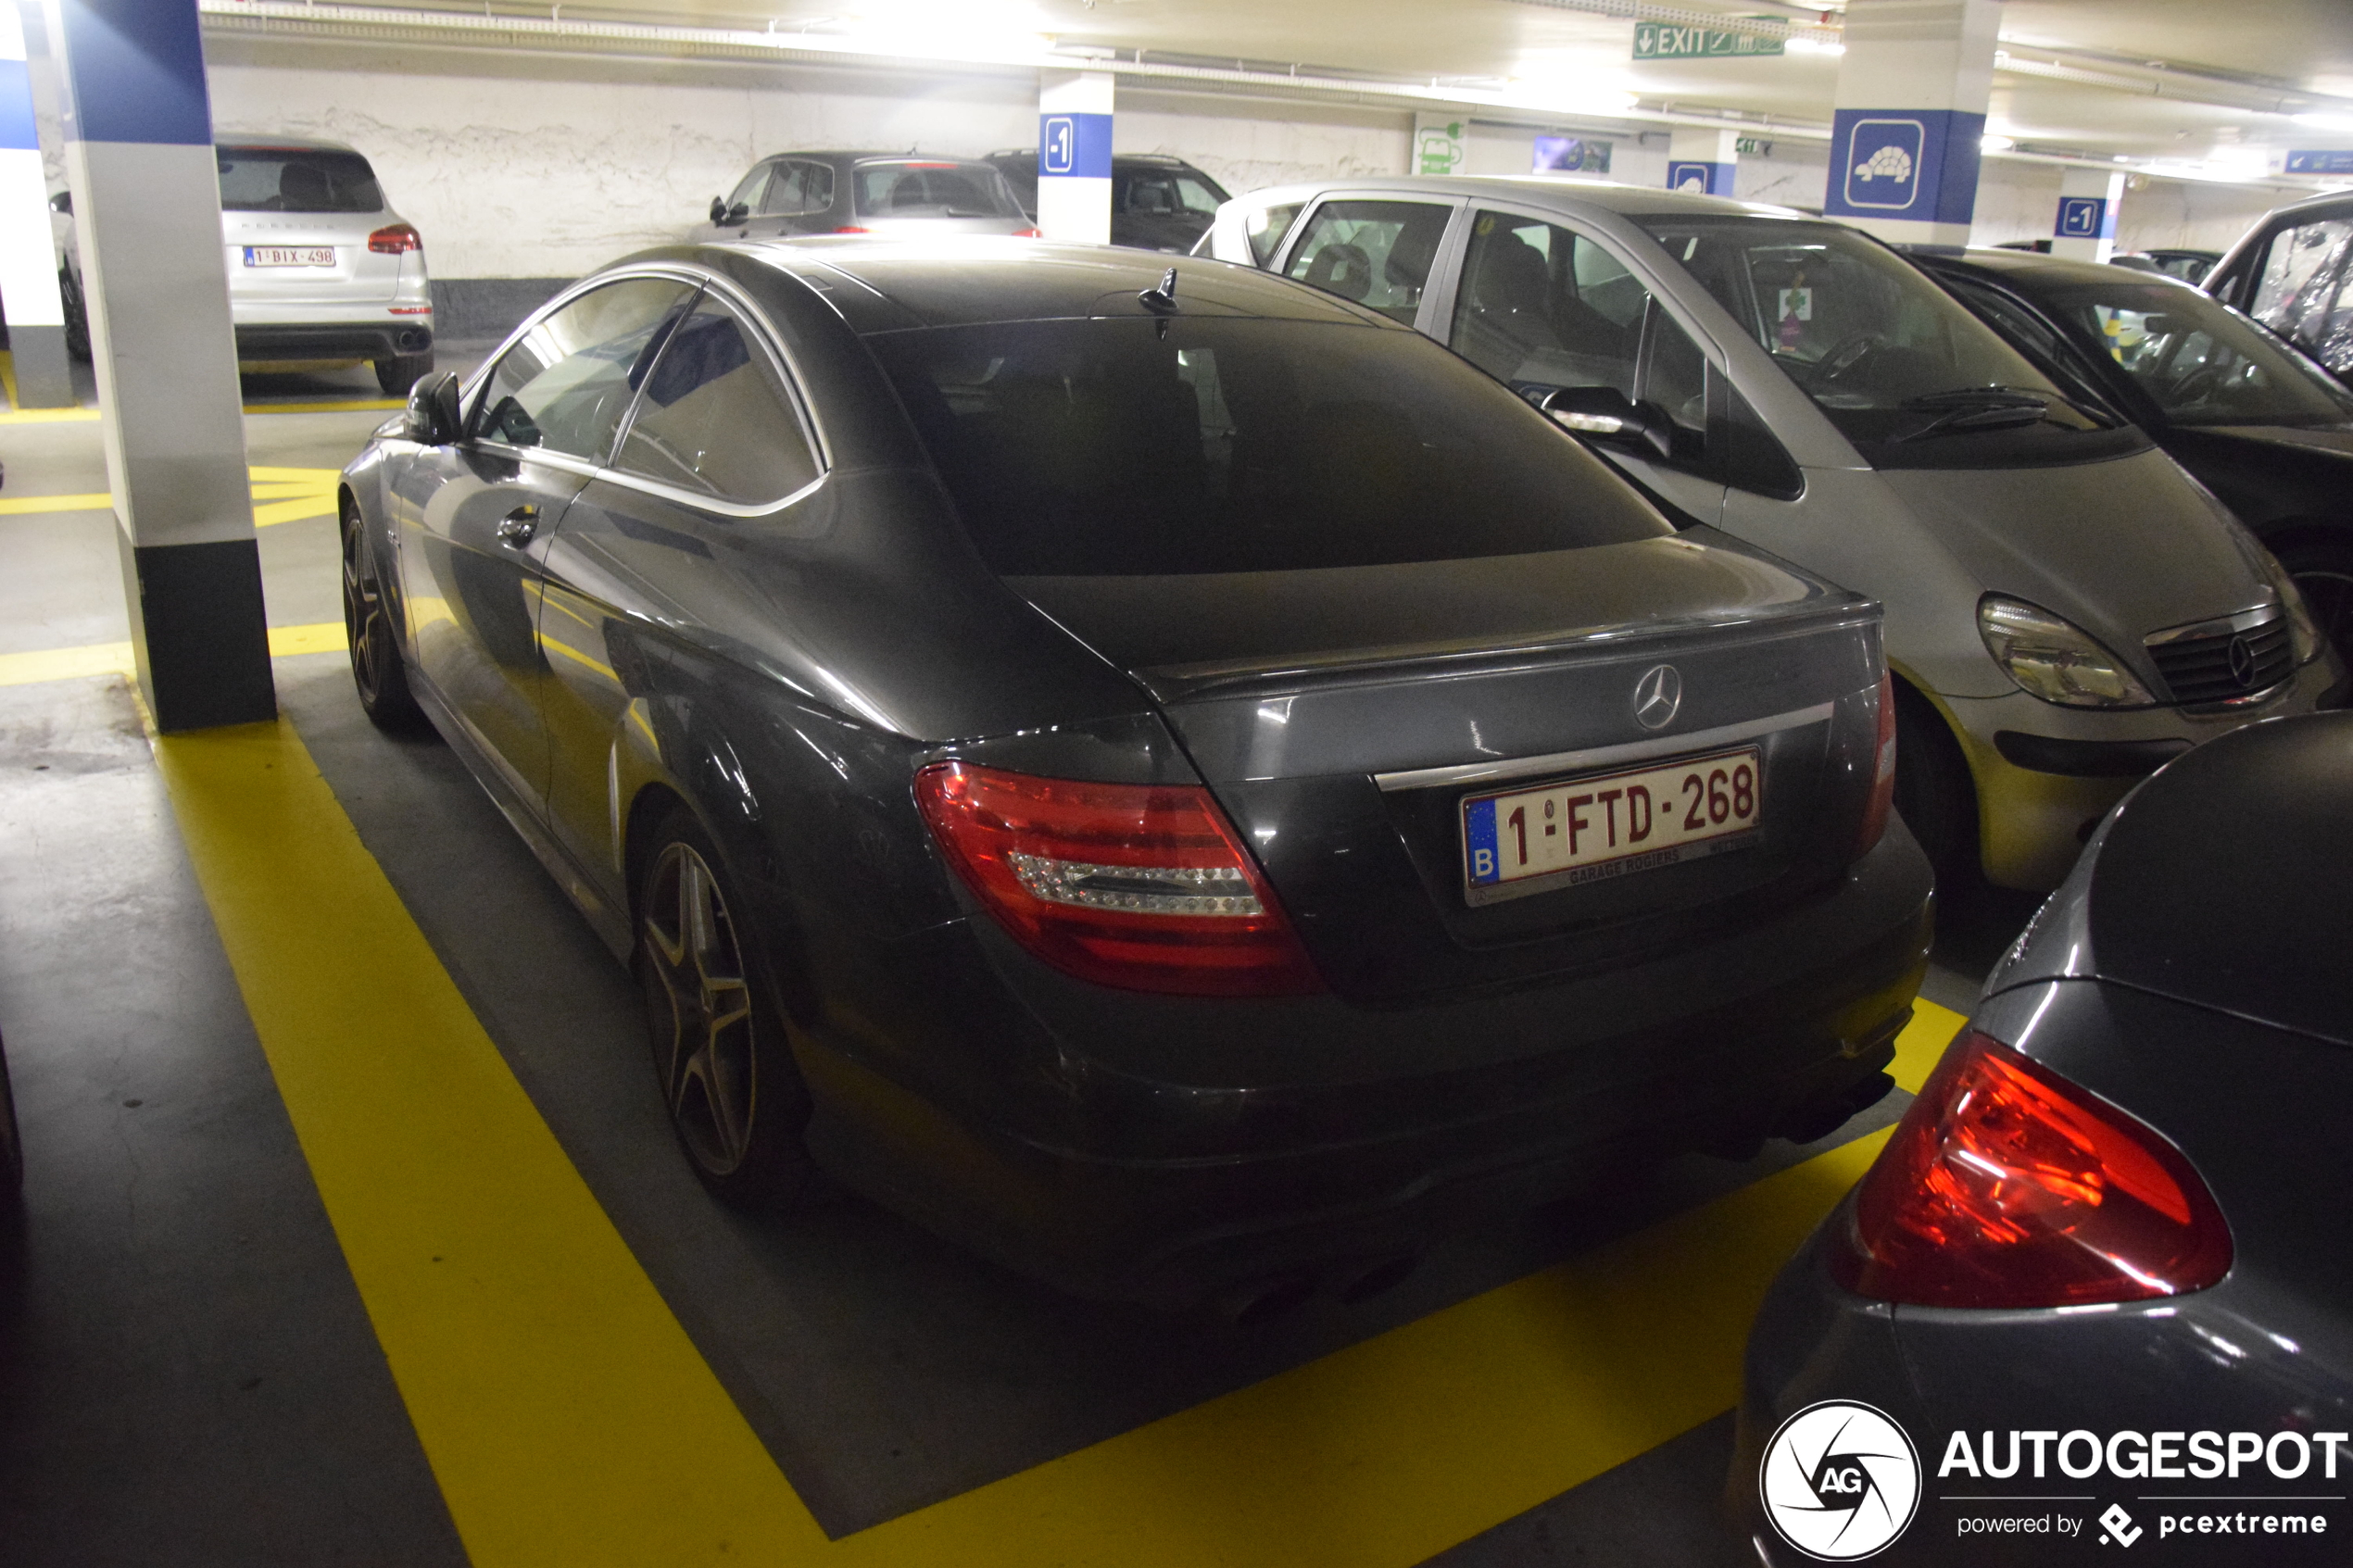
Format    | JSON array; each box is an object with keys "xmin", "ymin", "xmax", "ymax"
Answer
[{"xmin": 0, "ymin": 369, "xmax": 2037, "ymax": 1564}]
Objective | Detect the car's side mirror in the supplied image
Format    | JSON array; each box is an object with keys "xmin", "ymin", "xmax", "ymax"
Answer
[
  {"xmin": 404, "ymin": 370, "xmax": 463, "ymax": 446},
  {"xmin": 1541, "ymin": 383, "xmax": 1672, "ymax": 459},
  {"xmin": 709, "ymin": 198, "xmax": 749, "ymax": 226},
  {"xmin": 709, "ymin": 195, "xmax": 728, "ymax": 224},
  {"xmin": 49, "ymin": 189, "xmax": 70, "ymax": 216}
]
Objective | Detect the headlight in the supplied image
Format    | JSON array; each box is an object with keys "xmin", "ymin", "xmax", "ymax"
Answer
[
  {"xmin": 1978, "ymin": 596, "xmax": 2157, "ymax": 708},
  {"xmin": 2256, "ymin": 549, "xmax": 2325, "ymax": 667}
]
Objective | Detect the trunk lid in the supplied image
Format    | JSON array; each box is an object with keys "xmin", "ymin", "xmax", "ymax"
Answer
[{"xmin": 1009, "ymin": 533, "xmax": 1888, "ymax": 1002}]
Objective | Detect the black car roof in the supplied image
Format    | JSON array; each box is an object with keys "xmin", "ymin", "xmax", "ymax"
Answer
[
  {"xmin": 730, "ymin": 238, "xmax": 1386, "ymax": 332},
  {"xmin": 1915, "ymin": 248, "xmax": 2192, "ymax": 293},
  {"xmin": 2086, "ymin": 710, "xmax": 2353, "ymax": 1047}
]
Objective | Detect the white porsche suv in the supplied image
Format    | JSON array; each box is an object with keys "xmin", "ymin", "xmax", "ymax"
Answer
[{"xmin": 56, "ymin": 137, "xmax": 435, "ymax": 395}]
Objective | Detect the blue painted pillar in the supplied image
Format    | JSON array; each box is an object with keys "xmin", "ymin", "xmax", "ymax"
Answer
[
  {"xmin": 1824, "ymin": 0, "xmax": 1999, "ymax": 250},
  {"xmin": 44, "ymin": 0, "xmax": 272, "ymax": 730},
  {"xmin": 1667, "ymin": 128, "xmax": 1738, "ymax": 198},
  {"xmin": 1036, "ymin": 69, "xmax": 1112, "ymax": 245},
  {"xmin": 0, "ymin": 6, "xmax": 71, "ymax": 408}
]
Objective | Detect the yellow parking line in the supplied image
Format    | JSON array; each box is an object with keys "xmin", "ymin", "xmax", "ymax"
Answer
[
  {"xmin": 0, "ymin": 622, "xmax": 346, "ymax": 687},
  {"xmin": 151, "ymin": 693, "xmax": 1969, "ymax": 1565},
  {"xmin": 0, "ymin": 466, "xmax": 342, "ymax": 526},
  {"xmin": 0, "ymin": 491, "xmax": 111, "ymax": 515}
]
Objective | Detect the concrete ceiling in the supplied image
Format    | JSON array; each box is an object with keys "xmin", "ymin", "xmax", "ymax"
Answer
[{"xmin": 275, "ymin": 0, "xmax": 2353, "ymax": 175}]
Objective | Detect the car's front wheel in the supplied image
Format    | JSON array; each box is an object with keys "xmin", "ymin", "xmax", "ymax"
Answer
[
  {"xmin": 375, "ymin": 352, "xmax": 434, "ymax": 396},
  {"xmin": 635, "ymin": 811, "xmax": 818, "ymax": 1207},
  {"xmin": 2274, "ymin": 535, "xmax": 2353, "ymax": 668},
  {"xmin": 340, "ymin": 500, "xmax": 426, "ymax": 731},
  {"xmin": 1892, "ymin": 681, "xmax": 1982, "ymax": 895}
]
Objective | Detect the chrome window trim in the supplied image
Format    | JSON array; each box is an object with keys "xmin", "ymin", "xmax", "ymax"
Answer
[
  {"xmin": 2144, "ymin": 601, "xmax": 2280, "ymax": 646},
  {"xmin": 1372, "ymin": 700, "xmax": 1836, "ymax": 793},
  {"xmin": 462, "ymin": 263, "xmax": 836, "ymax": 510}
]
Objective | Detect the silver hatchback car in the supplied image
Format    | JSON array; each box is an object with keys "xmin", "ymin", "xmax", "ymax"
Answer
[
  {"xmin": 57, "ymin": 137, "xmax": 435, "ymax": 394},
  {"xmin": 1205, "ymin": 178, "xmax": 2346, "ymax": 889}
]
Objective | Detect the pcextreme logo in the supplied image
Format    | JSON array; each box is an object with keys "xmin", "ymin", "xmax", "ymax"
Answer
[{"xmin": 1761, "ymin": 1399, "xmax": 1923, "ymax": 1561}]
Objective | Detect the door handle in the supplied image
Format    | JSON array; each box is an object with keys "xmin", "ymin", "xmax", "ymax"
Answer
[{"xmin": 496, "ymin": 504, "xmax": 540, "ymax": 546}]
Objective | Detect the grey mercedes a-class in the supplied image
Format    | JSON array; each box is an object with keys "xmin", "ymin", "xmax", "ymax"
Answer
[{"xmin": 338, "ymin": 238, "xmax": 1931, "ymax": 1307}]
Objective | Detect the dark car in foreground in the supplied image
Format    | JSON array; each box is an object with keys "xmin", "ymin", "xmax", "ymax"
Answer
[
  {"xmin": 1917, "ymin": 248, "xmax": 2353, "ymax": 663},
  {"xmin": 694, "ymin": 151, "xmax": 1037, "ymax": 241},
  {"xmin": 0, "ymin": 1027, "xmax": 19, "ymax": 1199},
  {"xmin": 1730, "ymin": 710, "xmax": 2353, "ymax": 1565},
  {"xmin": 2207, "ymin": 190, "xmax": 2353, "ymax": 387},
  {"xmin": 338, "ymin": 239, "xmax": 1929, "ymax": 1308},
  {"xmin": 984, "ymin": 150, "xmax": 1231, "ymax": 251}
]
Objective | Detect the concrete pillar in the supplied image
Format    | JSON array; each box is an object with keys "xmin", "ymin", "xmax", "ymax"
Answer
[
  {"xmin": 44, "ymin": 0, "xmax": 272, "ymax": 731},
  {"xmin": 1667, "ymin": 128, "xmax": 1738, "ymax": 197},
  {"xmin": 2050, "ymin": 167, "xmax": 2125, "ymax": 263},
  {"xmin": 1824, "ymin": 0, "xmax": 1999, "ymax": 250},
  {"xmin": 0, "ymin": 6, "xmax": 71, "ymax": 408},
  {"xmin": 1036, "ymin": 70, "xmax": 1112, "ymax": 245}
]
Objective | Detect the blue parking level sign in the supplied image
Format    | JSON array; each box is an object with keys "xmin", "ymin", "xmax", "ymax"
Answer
[{"xmin": 2056, "ymin": 194, "xmax": 2110, "ymax": 239}]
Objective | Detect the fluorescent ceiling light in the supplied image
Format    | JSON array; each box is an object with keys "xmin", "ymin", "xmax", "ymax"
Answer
[
  {"xmin": 1981, "ymin": 133, "xmax": 2016, "ymax": 152},
  {"xmin": 2292, "ymin": 111, "xmax": 2353, "ymax": 133},
  {"xmin": 1784, "ymin": 38, "xmax": 1845, "ymax": 56}
]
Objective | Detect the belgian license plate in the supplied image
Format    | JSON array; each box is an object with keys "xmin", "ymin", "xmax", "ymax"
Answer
[
  {"xmin": 1461, "ymin": 746, "xmax": 1762, "ymax": 903},
  {"xmin": 245, "ymin": 246, "xmax": 335, "ymax": 267}
]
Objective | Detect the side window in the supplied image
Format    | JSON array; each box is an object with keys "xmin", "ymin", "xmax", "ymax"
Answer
[
  {"xmin": 761, "ymin": 160, "xmax": 834, "ymax": 217},
  {"xmin": 725, "ymin": 163, "xmax": 771, "ymax": 216},
  {"xmin": 1452, "ymin": 211, "xmax": 1650, "ymax": 397},
  {"xmin": 1283, "ymin": 199, "xmax": 1453, "ymax": 324},
  {"xmin": 1640, "ymin": 303, "xmax": 1708, "ymax": 445},
  {"xmin": 2250, "ymin": 219, "xmax": 2353, "ymax": 370},
  {"xmin": 613, "ymin": 298, "xmax": 821, "ymax": 505},
  {"xmin": 474, "ymin": 278, "xmax": 698, "ymax": 461},
  {"xmin": 1125, "ymin": 172, "xmax": 1177, "ymax": 215},
  {"xmin": 1245, "ymin": 202, "xmax": 1302, "ymax": 267}
]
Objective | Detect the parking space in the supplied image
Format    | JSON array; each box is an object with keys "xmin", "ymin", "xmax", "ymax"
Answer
[{"xmin": 4, "ymin": 1, "xmax": 2349, "ymax": 1562}]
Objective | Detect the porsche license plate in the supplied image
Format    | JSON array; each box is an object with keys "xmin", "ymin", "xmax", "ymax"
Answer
[
  {"xmin": 1461, "ymin": 746, "xmax": 1761, "ymax": 903},
  {"xmin": 245, "ymin": 246, "xmax": 336, "ymax": 267}
]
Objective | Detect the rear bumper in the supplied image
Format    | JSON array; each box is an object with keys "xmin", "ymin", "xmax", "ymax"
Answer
[
  {"xmin": 233, "ymin": 321, "xmax": 434, "ymax": 362},
  {"xmin": 794, "ymin": 821, "xmax": 1933, "ymax": 1305}
]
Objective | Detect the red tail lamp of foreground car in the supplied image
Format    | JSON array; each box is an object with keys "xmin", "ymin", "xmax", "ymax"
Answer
[
  {"xmin": 913, "ymin": 761, "xmax": 1324, "ymax": 997},
  {"xmin": 1833, "ymin": 1030, "xmax": 2232, "ymax": 1308},
  {"xmin": 367, "ymin": 223, "xmax": 422, "ymax": 255}
]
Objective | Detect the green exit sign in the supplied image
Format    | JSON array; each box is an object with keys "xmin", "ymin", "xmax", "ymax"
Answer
[
  {"xmin": 1633, "ymin": 23, "xmax": 1785, "ymax": 60},
  {"xmin": 1735, "ymin": 136, "xmax": 1774, "ymax": 156}
]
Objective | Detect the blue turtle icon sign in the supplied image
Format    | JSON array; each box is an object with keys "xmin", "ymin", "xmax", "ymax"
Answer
[{"xmin": 1843, "ymin": 119, "xmax": 1924, "ymax": 211}]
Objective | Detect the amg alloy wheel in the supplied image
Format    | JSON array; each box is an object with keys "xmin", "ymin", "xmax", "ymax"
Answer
[
  {"xmin": 636, "ymin": 818, "xmax": 814, "ymax": 1205},
  {"xmin": 340, "ymin": 502, "xmax": 426, "ymax": 731}
]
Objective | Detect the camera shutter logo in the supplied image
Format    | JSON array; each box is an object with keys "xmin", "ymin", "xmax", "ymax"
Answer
[
  {"xmin": 1632, "ymin": 664, "xmax": 1683, "ymax": 730},
  {"xmin": 1759, "ymin": 1400, "xmax": 1921, "ymax": 1560}
]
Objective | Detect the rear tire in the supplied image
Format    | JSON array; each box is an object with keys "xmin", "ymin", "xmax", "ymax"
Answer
[
  {"xmin": 1892, "ymin": 681, "xmax": 1982, "ymax": 897},
  {"xmin": 635, "ymin": 809, "xmax": 820, "ymax": 1209},
  {"xmin": 2272, "ymin": 535, "xmax": 2353, "ymax": 670},
  {"xmin": 340, "ymin": 500, "xmax": 427, "ymax": 732},
  {"xmin": 374, "ymin": 351, "xmax": 434, "ymax": 396},
  {"xmin": 59, "ymin": 267, "xmax": 91, "ymax": 361}
]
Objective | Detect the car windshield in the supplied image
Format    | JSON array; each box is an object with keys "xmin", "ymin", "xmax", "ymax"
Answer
[
  {"xmin": 1637, "ymin": 216, "xmax": 2120, "ymax": 460},
  {"xmin": 2038, "ymin": 277, "xmax": 2353, "ymax": 427},
  {"xmin": 852, "ymin": 161, "xmax": 1025, "ymax": 220},
  {"xmin": 217, "ymin": 146, "xmax": 384, "ymax": 213},
  {"xmin": 866, "ymin": 316, "xmax": 1669, "ymax": 575}
]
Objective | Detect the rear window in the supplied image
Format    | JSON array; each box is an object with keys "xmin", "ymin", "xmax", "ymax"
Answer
[
  {"xmin": 852, "ymin": 161, "xmax": 1025, "ymax": 220},
  {"xmin": 217, "ymin": 146, "xmax": 384, "ymax": 213},
  {"xmin": 866, "ymin": 316, "xmax": 1669, "ymax": 576}
]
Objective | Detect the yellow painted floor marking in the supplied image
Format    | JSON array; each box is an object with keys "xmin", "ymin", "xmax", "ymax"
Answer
[
  {"xmin": 0, "ymin": 491, "xmax": 111, "ymax": 516},
  {"xmin": 0, "ymin": 399, "xmax": 391, "ymax": 424},
  {"xmin": 0, "ymin": 467, "xmax": 342, "ymax": 526},
  {"xmin": 157, "ymin": 717, "xmax": 831, "ymax": 1566},
  {"xmin": 0, "ymin": 347, "xmax": 17, "ymax": 408},
  {"xmin": 144, "ymin": 679, "xmax": 1974, "ymax": 1567},
  {"xmin": 0, "ymin": 405, "xmax": 99, "ymax": 424},
  {"xmin": 0, "ymin": 623, "xmax": 346, "ymax": 687}
]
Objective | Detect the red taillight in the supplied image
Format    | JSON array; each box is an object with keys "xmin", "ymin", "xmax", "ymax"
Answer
[
  {"xmin": 1833, "ymin": 1030, "xmax": 2231, "ymax": 1308},
  {"xmin": 912, "ymin": 761, "xmax": 1324, "ymax": 997},
  {"xmin": 1013, "ymin": 226, "xmax": 1041, "ymax": 238},
  {"xmin": 368, "ymin": 223, "xmax": 422, "ymax": 255},
  {"xmin": 832, "ymin": 225, "xmax": 871, "ymax": 234},
  {"xmin": 1856, "ymin": 670, "xmax": 1896, "ymax": 857}
]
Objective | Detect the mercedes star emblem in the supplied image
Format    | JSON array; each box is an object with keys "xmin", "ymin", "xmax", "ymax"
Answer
[
  {"xmin": 2226, "ymin": 633, "xmax": 2258, "ymax": 690},
  {"xmin": 1632, "ymin": 663, "xmax": 1683, "ymax": 730}
]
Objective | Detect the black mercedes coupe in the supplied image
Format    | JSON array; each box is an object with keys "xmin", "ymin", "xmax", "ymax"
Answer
[{"xmin": 338, "ymin": 239, "xmax": 1931, "ymax": 1306}]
